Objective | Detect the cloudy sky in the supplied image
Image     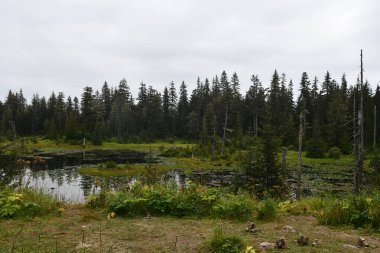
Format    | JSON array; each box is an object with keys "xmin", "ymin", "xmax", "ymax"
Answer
[{"xmin": 0, "ymin": 0, "xmax": 379, "ymax": 101}]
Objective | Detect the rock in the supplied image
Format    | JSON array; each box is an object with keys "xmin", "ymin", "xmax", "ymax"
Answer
[
  {"xmin": 297, "ymin": 235, "xmax": 309, "ymax": 246},
  {"xmin": 260, "ymin": 242, "xmax": 275, "ymax": 250},
  {"xmin": 358, "ymin": 237, "xmax": 369, "ymax": 248},
  {"xmin": 342, "ymin": 244, "xmax": 357, "ymax": 249},
  {"xmin": 281, "ymin": 225, "xmax": 296, "ymax": 233},
  {"xmin": 275, "ymin": 237, "xmax": 286, "ymax": 249},
  {"xmin": 312, "ymin": 239, "xmax": 320, "ymax": 247},
  {"xmin": 246, "ymin": 222, "xmax": 259, "ymax": 233}
]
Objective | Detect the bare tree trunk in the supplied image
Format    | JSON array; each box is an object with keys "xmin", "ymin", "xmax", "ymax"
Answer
[
  {"xmin": 221, "ymin": 105, "xmax": 228, "ymax": 155},
  {"xmin": 281, "ymin": 147, "xmax": 287, "ymax": 172},
  {"xmin": 355, "ymin": 49, "xmax": 364, "ymax": 194},
  {"xmin": 296, "ymin": 111, "xmax": 304, "ymax": 200},
  {"xmin": 353, "ymin": 89, "xmax": 357, "ymax": 190},
  {"xmin": 203, "ymin": 115, "xmax": 206, "ymax": 146},
  {"xmin": 9, "ymin": 121, "xmax": 16, "ymax": 146},
  {"xmin": 374, "ymin": 105, "xmax": 377, "ymax": 149},
  {"xmin": 212, "ymin": 114, "xmax": 216, "ymax": 157},
  {"xmin": 254, "ymin": 112, "xmax": 258, "ymax": 136}
]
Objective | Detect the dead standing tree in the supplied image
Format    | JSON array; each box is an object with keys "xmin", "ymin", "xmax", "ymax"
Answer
[
  {"xmin": 221, "ymin": 105, "xmax": 228, "ymax": 155},
  {"xmin": 296, "ymin": 111, "xmax": 305, "ymax": 200},
  {"xmin": 374, "ymin": 105, "xmax": 377, "ymax": 149},
  {"xmin": 354, "ymin": 50, "xmax": 364, "ymax": 194}
]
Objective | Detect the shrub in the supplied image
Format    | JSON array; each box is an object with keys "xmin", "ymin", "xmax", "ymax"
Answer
[
  {"xmin": 0, "ymin": 187, "xmax": 59, "ymax": 218},
  {"xmin": 280, "ymin": 200, "xmax": 308, "ymax": 215},
  {"xmin": 206, "ymin": 226, "xmax": 245, "ymax": 253},
  {"xmin": 147, "ymin": 189, "xmax": 173, "ymax": 215},
  {"xmin": 107, "ymin": 193, "xmax": 148, "ymax": 217},
  {"xmin": 306, "ymin": 145, "xmax": 325, "ymax": 158},
  {"xmin": 316, "ymin": 198, "xmax": 348, "ymax": 226},
  {"xmin": 213, "ymin": 194, "xmax": 255, "ymax": 221},
  {"xmin": 314, "ymin": 193, "xmax": 380, "ymax": 229},
  {"xmin": 328, "ymin": 147, "xmax": 342, "ymax": 159},
  {"xmin": 86, "ymin": 191, "xmax": 108, "ymax": 208},
  {"xmin": 257, "ymin": 198, "xmax": 278, "ymax": 221},
  {"xmin": 160, "ymin": 147, "xmax": 192, "ymax": 157},
  {"xmin": 104, "ymin": 160, "xmax": 117, "ymax": 169},
  {"xmin": 100, "ymin": 182, "xmax": 256, "ymax": 221}
]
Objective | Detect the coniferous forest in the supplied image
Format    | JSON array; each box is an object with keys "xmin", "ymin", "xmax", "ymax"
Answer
[
  {"xmin": 3, "ymin": 1, "xmax": 380, "ymax": 251},
  {"xmin": 1, "ymin": 70, "xmax": 379, "ymax": 156}
]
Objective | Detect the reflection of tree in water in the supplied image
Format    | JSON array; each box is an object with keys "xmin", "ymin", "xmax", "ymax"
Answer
[
  {"xmin": 55, "ymin": 169, "xmax": 65, "ymax": 187},
  {"xmin": 64, "ymin": 168, "xmax": 78, "ymax": 184},
  {"xmin": 0, "ymin": 156, "xmax": 18, "ymax": 185},
  {"xmin": 46, "ymin": 169, "xmax": 57, "ymax": 182},
  {"xmin": 81, "ymin": 175, "xmax": 96, "ymax": 198}
]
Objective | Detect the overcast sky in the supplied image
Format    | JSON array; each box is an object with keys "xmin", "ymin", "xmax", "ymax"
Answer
[{"xmin": 0, "ymin": 0, "xmax": 379, "ymax": 101}]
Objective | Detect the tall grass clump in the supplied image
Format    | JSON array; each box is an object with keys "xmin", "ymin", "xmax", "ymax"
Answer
[
  {"xmin": 0, "ymin": 187, "xmax": 60, "ymax": 218},
  {"xmin": 312, "ymin": 193, "xmax": 380, "ymax": 229},
  {"xmin": 256, "ymin": 198, "xmax": 278, "ymax": 221},
  {"xmin": 205, "ymin": 225, "xmax": 246, "ymax": 253},
  {"xmin": 212, "ymin": 193, "xmax": 255, "ymax": 221},
  {"xmin": 282, "ymin": 191, "xmax": 380, "ymax": 230}
]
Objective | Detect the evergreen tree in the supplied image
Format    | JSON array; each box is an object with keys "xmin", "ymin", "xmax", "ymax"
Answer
[
  {"xmin": 162, "ymin": 87, "xmax": 170, "ymax": 134},
  {"xmin": 81, "ymin": 86, "xmax": 95, "ymax": 133},
  {"xmin": 177, "ymin": 81, "xmax": 189, "ymax": 138},
  {"xmin": 267, "ymin": 70, "xmax": 282, "ymax": 137},
  {"xmin": 245, "ymin": 75, "xmax": 266, "ymax": 136},
  {"xmin": 101, "ymin": 82, "xmax": 112, "ymax": 123}
]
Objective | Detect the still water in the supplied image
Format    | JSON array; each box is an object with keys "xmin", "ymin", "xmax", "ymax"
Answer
[{"xmin": 1, "ymin": 150, "xmax": 239, "ymax": 203}]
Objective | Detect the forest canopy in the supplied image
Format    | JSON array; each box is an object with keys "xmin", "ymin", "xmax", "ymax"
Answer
[{"xmin": 1, "ymin": 70, "xmax": 379, "ymax": 156}]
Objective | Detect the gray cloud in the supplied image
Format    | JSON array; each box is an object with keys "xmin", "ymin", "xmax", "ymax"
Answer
[{"xmin": 0, "ymin": 0, "xmax": 379, "ymax": 101}]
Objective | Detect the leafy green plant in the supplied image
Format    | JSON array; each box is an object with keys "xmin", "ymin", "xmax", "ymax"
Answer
[
  {"xmin": 313, "ymin": 192, "xmax": 380, "ymax": 229},
  {"xmin": 206, "ymin": 225, "xmax": 245, "ymax": 253},
  {"xmin": 86, "ymin": 191, "xmax": 107, "ymax": 208},
  {"xmin": 212, "ymin": 193, "xmax": 255, "ymax": 221},
  {"xmin": 107, "ymin": 193, "xmax": 148, "ymax": 217},
  {"xmin": 100, "ymin": 182, "xmax": 256, "ymax": 220},
  {"xmin": 0, "ymin": 187, "xmax": 58, "ymax": 218},
  {"xmin": 104, "ymin": 160, "xmax": 117, "ymax": 169},
  {"xmin": 328, "ymin": 147, "xmax": 342, "ymax": 159},
  {"xmin": 257, "ymin": 198, "xmax": 278, "ymax": 221}
]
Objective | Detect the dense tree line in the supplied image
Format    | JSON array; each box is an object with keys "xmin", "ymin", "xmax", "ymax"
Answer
[{"xmin": 1, "ymin": 70, "xmax": 379, "ymax": 155}]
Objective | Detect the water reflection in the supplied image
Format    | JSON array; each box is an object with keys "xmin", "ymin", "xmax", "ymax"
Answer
[{"xmin": 0, "ymin": 152, "xmax": 308, "ymax": 203}]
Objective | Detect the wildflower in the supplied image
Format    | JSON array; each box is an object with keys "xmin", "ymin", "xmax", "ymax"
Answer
[
  {"xmin": 107, "ymin": 212, "xmax": 116, "ymax": 219},
  {"xmin": 8, "ymin": 194, "xmax": 22, "ymax": 202},
  {"xmin": 245, "ymin": 246, "xmax": 256, "ymax": 253},
  {"xmin": 57, "ymin": 207, "xmax": 65, "ymax": 215}
]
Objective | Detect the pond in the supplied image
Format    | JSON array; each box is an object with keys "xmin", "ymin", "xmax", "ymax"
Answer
[
  {"xmin": 0, "ymin": 150, "xmax": 355, "ymax": 202},
  {"xmin": 0, "ymin": 150, "xmax": 244, "ymax": 203}
]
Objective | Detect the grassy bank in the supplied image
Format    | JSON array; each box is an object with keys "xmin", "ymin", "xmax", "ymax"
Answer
[
  {"xmin": 1, "ymin": 205, "xmax": 380, "ymax": 252},
  {"xmin": 0, "ymin": 137, "xmax": 192, "ymax": 153},
  {"xmin": 0, "ymin": 187, "xmax": 62, "ymax": 219},
  {"xmin": 1, "ymin": 186, "xmax": 380, "ymax": 252}
]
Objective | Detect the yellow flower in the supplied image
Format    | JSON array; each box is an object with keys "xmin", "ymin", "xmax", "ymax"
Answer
[
  {"xmin": 107, "ymin": 212, "xmax": 116, "ymax": 219},
  {"xmin": 57, "ymin": 207, "xmax": 65, "ymax": 216},
  {"xmin": 245, "ymin": 246, "xmax": 256, "ymax": 253},
  {"xmin": 366, "ymin": 198, "xmax": 373, "ymax": 204},
  {"xmin": 8, "ymin": 194, "xmax": 22, "ymax": 202}
]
